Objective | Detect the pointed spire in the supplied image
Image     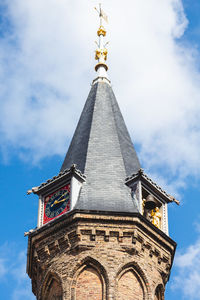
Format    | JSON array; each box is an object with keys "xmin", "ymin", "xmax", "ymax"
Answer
[
  {"xmin": 60, "ymin": 82, "xmax": 141, "ymax": 213},
  {"xmin": 60, "ymin": 5, "xmax": 141, "ymax": 213},
  {"xmin": 93, "ymin": 4, "xmax": 110, "ymax": 85}
]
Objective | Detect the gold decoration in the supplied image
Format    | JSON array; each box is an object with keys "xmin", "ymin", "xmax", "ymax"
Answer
[
  {"xmin": 95, "ymin": 48, "xmax": 108, "ymax": 61},
  {"xmin": 151, "ymin": 207, "xmax": 162, "ymax": 229},
  {"xmin": 103, "ymin": 48, "xmax": 108, "ymax": 60},
  {"xmin": 95, "ymin": 49, "xmax": 101, "ymax": 60},
  {"xmin": 97, "ymin": 25, "xmax": 106, "ymax": 36}
]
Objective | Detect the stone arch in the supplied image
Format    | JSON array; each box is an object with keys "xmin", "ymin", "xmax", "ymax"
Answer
[
  {"xmin": 116, "ymin": 262, "xmax": 150, "ymax": 300},
  {"xmin": 154, "ymin": 284, "xmax": 164, "ymax": 300},
  {"xmin": 40, "ymin": 271, "xmax": 63, "ymax": 300},
  {"xmin": 71, "ymin": 256, "xmax": 108, "ymax": 300}
]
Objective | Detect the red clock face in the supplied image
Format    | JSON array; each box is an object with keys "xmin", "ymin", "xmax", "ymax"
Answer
[{"xmin": 43, "ymin": 184, "xmax": 70, "ymax": 225}]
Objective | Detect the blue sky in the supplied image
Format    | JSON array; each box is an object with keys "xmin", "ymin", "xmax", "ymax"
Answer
[{"xmin": 1, "ymin": 0, "xmax": 200, "ymax": 299}]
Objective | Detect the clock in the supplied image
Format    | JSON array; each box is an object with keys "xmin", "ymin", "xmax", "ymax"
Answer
[{"xmin": 43, "ymin": 184, "xmax": 70, "ymax": 225}]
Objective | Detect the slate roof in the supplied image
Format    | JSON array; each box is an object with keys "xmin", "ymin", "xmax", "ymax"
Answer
[
  {"xmin": 125, "ymin": 169, "xmax": 180, "ymax": 205},
  {"xmin": 61, "ymin": 81, "xmax": 141, "ymax": 213},
  {"xmin": 35, "ymin": 165, "xmax": 86, "ymax": 195}
]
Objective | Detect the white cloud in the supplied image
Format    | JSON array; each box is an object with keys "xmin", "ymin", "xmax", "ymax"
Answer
[
  {"xmin": 0, "ymin": 243, "xmax": 35, "ymax": 300},
  {"xmin": 0, "ymin": 0, "xmax": 200, "ymax": 192},
  {"xmin": 0, "ymin": 258, "xmax": 7, "ymax": 278},
  {"xmin": 11, "ymin": 251, "xmax": 35, "ymax": 300},
  {"xmin": 173, "ymin": 239, "xmax": 200, "ymax": 299}
]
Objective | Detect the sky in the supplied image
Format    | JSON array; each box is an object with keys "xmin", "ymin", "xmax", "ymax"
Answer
[{"xmin": 0, "ymin": 0, "xmax": 200, "ymax": 299}]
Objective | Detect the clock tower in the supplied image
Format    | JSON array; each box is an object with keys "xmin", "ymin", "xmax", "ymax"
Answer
[{"xmin": 26, "ymin": 5, "xmax": 178, "ymax": 300}]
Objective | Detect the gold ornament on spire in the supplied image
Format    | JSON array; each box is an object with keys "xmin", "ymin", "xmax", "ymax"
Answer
[
  {"xmin": 94, "ymin": 4, "xmax": 109, "ymax": 74},
  {"xmin": 97, "ymin": 25, "xmax": 106, "ymax": 37},
  {"xmin": 95, "ymin": 48, "xmax": 108, "ymax": 61}
]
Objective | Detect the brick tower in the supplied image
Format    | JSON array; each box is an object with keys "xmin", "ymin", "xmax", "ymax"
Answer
[{"xmin": 26, "ymin": 5, "xmax": 178, "ymax": 300}]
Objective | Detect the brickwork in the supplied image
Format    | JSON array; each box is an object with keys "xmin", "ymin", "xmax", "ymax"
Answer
[
  {"xmin": 45, "ymin": 280, "xmax": 62, "ymax": 300},
  {"xmin": 41, "ymin": 275, "xmax": 62, "ymax": 300},
  {"xmin": 76, "ymin": 267, "xmax": 102, "ymax": 300},
  {"xmin": 118, "ymin": 270, "xmax": 144, "ymax": 300},
  {"xmin": 27, "ymin": 212, "xmax": 176, "ymax": 300}
]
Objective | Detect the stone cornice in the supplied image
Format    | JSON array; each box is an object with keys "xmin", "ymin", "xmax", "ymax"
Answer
[{"xmin": 27, "ymin": 209, "xmax": 176, "ymax": 285}]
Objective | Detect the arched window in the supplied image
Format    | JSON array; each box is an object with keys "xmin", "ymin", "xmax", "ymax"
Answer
[
  {"xmin": 117, "ymin": 264, "xmax": 149, "ymax": 300},
  {"xmin": 70, "ymin": 258, "xmax": 108, "ymax": 300},
  {"xmin": 118, "ymin": 269, "xmax": 144, "ymax": 300},
  {"xmin": 41, "ymin": 273, "xmax": 63, "ymax": 300},
  {"xmin": 75, "ymin": 266, "xmax": 103, "ymax": 300}
]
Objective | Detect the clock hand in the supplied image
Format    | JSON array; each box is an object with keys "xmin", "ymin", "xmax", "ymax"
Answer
[
  {"xmin": 53, "ymin": 191, "xmax": 68, "ymax": 203},
  {"xmin": 51, "ymin": 191, "xmax": 69, "ymax": 207},
  {"xmin": 51, "ymin": 198, "xmax": 66, "ymax": 207}
]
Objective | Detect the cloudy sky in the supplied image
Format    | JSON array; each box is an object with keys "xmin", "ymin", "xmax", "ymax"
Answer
[{"xmin": 0, "ymin": 0, "xmax": 200, "ymax": 299}]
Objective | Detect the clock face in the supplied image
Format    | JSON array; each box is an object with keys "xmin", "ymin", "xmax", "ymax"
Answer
[{"xmin": 43, "ymin": 184, "xmax": 70, "ymax": 225}]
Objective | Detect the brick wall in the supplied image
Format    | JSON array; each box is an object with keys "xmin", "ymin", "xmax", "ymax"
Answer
[
  {"xmin": 76, "ymin": 267, "xmax": 102, "ymax": 300},
  {"xmin": 28, "ymin": 212, "xmax": 176, "ymax": 300},
  {"xmin": 42, "ymin": 278, "xmax": 62, "ymax": 300},
  {"xmin": 118, "ymin": 270, "xmax": 144, "ymax": 300}
]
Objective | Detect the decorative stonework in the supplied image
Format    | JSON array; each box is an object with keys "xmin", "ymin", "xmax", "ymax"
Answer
[{"xmin": 27, "ymin": 211, "xmax": 176, "ymax": 299}]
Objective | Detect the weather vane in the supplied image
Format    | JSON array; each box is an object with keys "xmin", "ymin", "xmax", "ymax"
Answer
[
  {"xmin": 95, "ymin": 3, "xmax": 108, "ymax": 25},
  {"xmin": 94, "ymin": 4, "xmax": 109, "ymax": 79}
]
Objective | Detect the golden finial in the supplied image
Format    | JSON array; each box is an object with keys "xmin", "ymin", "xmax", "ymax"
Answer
[
  {"xmin": 95, "ymin": 48, "xmax": 108, "ymax": 61},
  {"xmin": 94, "ymin": 4, "xmax": 109, "ymax": 78},
  {"xmin": 97, "ymin": 26, "xmax": 106, "ymax": 37}
]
